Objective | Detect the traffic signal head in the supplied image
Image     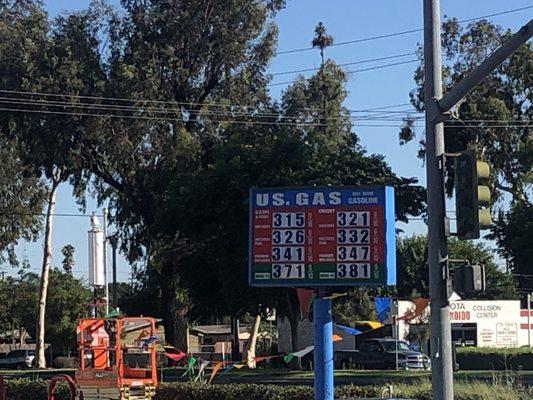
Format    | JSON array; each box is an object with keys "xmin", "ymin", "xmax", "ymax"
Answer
[
  {"xmin": 454, "ymin": 150, "xmax": 491, "ymax": 239},
  {"xmin": 453, "ymin": 264, "xmax": 486, "ymax": 295}
]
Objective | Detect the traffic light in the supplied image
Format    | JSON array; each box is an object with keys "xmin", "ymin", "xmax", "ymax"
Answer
[
  {"xmin": 454, "ymin": 150, "xmax": 491, "ymax": 239},
  {"xmin": 453, "ymin": 264, "xmax": 486, "ymax": 295}
]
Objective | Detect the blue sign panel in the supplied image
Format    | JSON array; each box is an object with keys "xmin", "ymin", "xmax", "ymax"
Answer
[{"xmin": 249, "ymin": 186, "xmax": 396, "ymax": 287}]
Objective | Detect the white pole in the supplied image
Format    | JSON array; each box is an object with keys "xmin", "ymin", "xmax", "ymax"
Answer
[
  {"xmin": 103, "ymin": 208, "xmax": 109, "ymax": 315},
  {"xmin": 392, "ymin": 316, "xmax": 398, "ymax": 371},
  {"xmin": 527, "ymin": 293, "xmax": 531, "ymax": 348}
]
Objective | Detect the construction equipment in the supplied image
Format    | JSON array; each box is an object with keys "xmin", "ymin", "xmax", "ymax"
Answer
[{"xmin": 49, "ymin": 316, "xmax": 158, "ymax": 400}]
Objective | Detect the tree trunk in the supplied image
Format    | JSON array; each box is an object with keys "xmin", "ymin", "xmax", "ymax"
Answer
[
  {"xmin": 160, "ymin": 276, "xmax": 189, "ymax": 352},
  {"xmin": 35, "ymin": 179, "xmax": 59, "ymax": 368},
  {"xmin": 244, "ymin": 314, "xmax": 261, "ymax": 368},
  {"xmin": 286, "ymin": 290, "xmax": 302, "ymax": 369}
]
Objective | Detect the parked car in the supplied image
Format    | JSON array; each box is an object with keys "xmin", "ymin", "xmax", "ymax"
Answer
[
  {"xmin": 0, "ymin": 349, "xmax": 35, "ymax": 369},
  {"xmin": 334, "ymin": 338, "xmax": 430, "ymax": 370}
]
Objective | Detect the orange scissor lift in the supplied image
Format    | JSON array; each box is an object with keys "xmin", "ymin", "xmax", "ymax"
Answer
[{"xmin": 50, "ymin": 316, "xmax": 158, "ymax": 400}]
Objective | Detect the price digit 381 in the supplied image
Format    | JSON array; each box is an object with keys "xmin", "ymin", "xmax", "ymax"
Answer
[{"xmin": 336, "ymin": 264, "xmax": 370, "ymax": 279}]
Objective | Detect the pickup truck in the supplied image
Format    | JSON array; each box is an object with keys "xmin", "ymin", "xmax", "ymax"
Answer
[
  {"xmin": 0, "ymin": 349, "xmax": 35, "ymax": 369},
  {"xmin": 334, "ymin": 339, "xmax": 430, "ymax": 370}
]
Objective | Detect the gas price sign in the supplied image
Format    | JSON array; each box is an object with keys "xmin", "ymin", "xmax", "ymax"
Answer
[{"xmin": 249, "ymin": 187, "xmax": 396, "ymax": 287}]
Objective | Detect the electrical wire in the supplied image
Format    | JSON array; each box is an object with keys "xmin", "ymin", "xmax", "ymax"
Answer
[
  {"xmin": 0, "ymin": 104, "xmax": 530, "ymax": 128},
  {"xmin": 268, "ymin": 59, "xmax": 420, "ymax": 87},
  {"xmin": 0, "ymin": 96, "xmax": 419, "ymax": 122},
  {"xmin": 0, "ymin": 89, "xmax": 417, "ymax": 115},
  {"xmin": 0, "ymin": 90, "xmax": 421, "ymax": 116},
  {"xmin": 270, "ymin": 52, "xmax": 417, "ymax": 76},
  {"xmin": 276, "ymin": 5, "xmax": 533, "ymax": 55}
]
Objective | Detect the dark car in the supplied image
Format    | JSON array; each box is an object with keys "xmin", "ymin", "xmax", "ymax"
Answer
[
  {"xmin": 0, "ymin": 349, "xmax": 35, "ymax": 369},
  {"xmin": 334, "ymin": 339, "xmax": 430, "ymax": 370}
]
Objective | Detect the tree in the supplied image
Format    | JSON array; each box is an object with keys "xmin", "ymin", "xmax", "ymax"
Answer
[
  {"xmin": 61, "ymin": 244, "xmax": 75, "ymax": 274},
  {"xmin": 0, "ymin": 271, "xmax": 40, "ymax": 344},
  {"xmin": 491, "ymin": 201, "xmax": 533, "ymax": 293},
  {"xmin": 0, "ymin": 268, "xmax": 91, "ymax": 355},
  {"xmin": 332, "ymin": 288, "xmax": 375, "ymax": 326},
  {"xmin": 44, "ymin": 269, "xmax": 92, "ymax": 355},
  {"xmin": 396, "ymin": 235, "xmax": 518, "ymax": 300},
  {"xmin": 311, "ymin": 22, "xmax": 333, "ymax": 65},
  {"xmin": 0, "ymin": 1, "xmax": 425, "ymax": 353},
  {"xmin": 0, "ymin": 0, "xmax": 111, "ymax": 366},
  {"xmin": 402, "ymin": 18, "xmax": 531, "ymax": 202},
  {"xmin": 0, "ymin": 139, "xmax": 46, "ymax": 266}
]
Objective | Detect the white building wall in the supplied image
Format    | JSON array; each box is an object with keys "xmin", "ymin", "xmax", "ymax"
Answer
[{"xmin": 395, "ymin": 300, "xmax": 530, "ymax": 348}]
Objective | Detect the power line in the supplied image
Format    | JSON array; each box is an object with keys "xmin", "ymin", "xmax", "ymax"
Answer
[
  {"xmin": 0, "ymin": 89, "xmax": 418, "ymax": 115},
  {"xmin": 2, "ymin": 96, "xmax": 529, "ymax": 124},
  {"xmin": 0, "ymin": 211, "xmax": 100, "ymax": 218},
  {"xmin": 270, "ymin": 52, "xmax": 416, "ymax": 76},
  {"xmin": 0, "ymin": 105, "xmax": 530, "ymax": 128},
  {"xmin": 0, "ymin": 96, "xmax": 419, "ymax": 122},
  {"xmin": 276, "ymin": 5, "xmax": 533, "ymax": 55},
  {"xmin": 269, "ymin": 59, "xmax": 419, "ymax": 87}
]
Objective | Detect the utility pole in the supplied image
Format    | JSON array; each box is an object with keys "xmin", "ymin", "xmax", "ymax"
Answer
[
  {"xmin": 423, "ymin": 1, "xmax": 532, "ymax": 398},
  {"xmin": 103, "ymin": 208, "xmax": 109, "ymax": 315},
  {"xmin": 423, "ymin": 2, "xmax": 453, "ymax": 398},
  {"xmin": 109, "ymin": 235, "xmax": 118, "ymax": 308}
]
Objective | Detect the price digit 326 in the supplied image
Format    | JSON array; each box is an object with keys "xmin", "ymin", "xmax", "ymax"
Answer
[{"xmin": 272, "ymin": 230, "xmax": 305, "ymax": 244}]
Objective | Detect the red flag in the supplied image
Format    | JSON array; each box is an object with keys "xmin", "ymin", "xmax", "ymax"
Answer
[
  {"xmin": 296, "ymin": 288, "xmax": 314, "ymax": 317},
  {"xmin": 398, "ymin": 298, "xmax": 430, "ymax": 321},
  {"xmin": 165, "ymin": 351, "xmax": 187, "ymax": 362}
]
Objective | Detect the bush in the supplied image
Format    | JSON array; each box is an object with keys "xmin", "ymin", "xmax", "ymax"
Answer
[
  {"xmin": 4, "ymin": 379, "xmax": 532, "ymax": 400},
  {"xmin": 456, "ymin": 347, "xmax": 533, "ymax": 370}
]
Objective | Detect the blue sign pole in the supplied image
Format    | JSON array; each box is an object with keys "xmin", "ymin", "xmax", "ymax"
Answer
[{"xmin": 314, "ymin": 296, "xmax": 334, "ymax": 400}]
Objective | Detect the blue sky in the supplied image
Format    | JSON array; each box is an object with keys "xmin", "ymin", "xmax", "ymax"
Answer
[{"xmin": 13, "ymin": 0, "xmax": 531, "ymax": 281}]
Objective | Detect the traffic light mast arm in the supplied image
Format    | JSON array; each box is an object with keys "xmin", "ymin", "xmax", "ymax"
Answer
[{"xmin": 436, "ymin": 19, "xmax": 533, "ymax": 116}]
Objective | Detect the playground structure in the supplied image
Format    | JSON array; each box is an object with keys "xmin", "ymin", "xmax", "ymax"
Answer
[{"xmin": 49, "ymin": 316, "xmax": 158, "ymax": 400}]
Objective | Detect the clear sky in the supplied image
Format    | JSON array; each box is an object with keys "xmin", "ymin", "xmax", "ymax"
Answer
[{"xmin": 13, "ymin": 0, "xmax": 532, "ymax": 282}]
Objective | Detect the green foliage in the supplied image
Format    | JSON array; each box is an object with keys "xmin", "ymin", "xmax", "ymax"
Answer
[
  {"xmin": 456, "ymin": 347, "xmax": 533, "ymax": 371},
  {"xmin": 396, "ymin": 235, "xmax": 518, "ymax": 299},
  {"xmin": 60, "ymin": 244, "xmax": 74, "ymax": 274},
  {"xmin": 5, "ymin": 380, "xmax": 533, "ymax": 400},
  {"xmin": 0, "ymin": 271, "xmax": 40, "ymax": 340},
  {"xmin": 405, "ymin": 18, "xmax": 532, "ymax": 202},
  {"xmin": 0, "ymin": 268, "xmax": 91, "ymax": 354},
  {"xmin": 0, "ymin": 0, "xmax": 425, "ymax": 348},
  {"xmin": 0, "ymin": 139, "xmax": 46, "ymax": 265},
  {"xmin": 491, "ymin": 200, "xmax": 533, "ymax": 292},
  {"xmin": 332, "ymin": 288, "xmax": 375, "ymax": 326}
]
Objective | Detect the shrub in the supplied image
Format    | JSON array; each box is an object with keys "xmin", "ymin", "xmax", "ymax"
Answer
[
  {"xmin": 456, "ymin": 347, "xmax": 533, "ymax": 370},
  {"xmin": 4, "ymin": 378, "xmax": 532, "ymax": 400}
]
